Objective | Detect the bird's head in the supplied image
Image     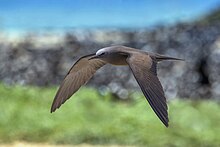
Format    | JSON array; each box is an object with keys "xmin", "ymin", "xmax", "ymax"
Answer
[
  {"xmin": 89, "ymin": 46, "xmax": 126, "ymax": 60},
  {"xmin": 96, "ymin": 48, "xmax": 109, "ymax": 57},
  {"xmin": 89, "ymin": 48, "xmax": 110, "ymax": 60}
]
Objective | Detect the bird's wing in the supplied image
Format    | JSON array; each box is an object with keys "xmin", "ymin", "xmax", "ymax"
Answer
[
  {"xmin": 126, "ymin": 53, "xmax": 169, "ymax": 127},
  {"xmin": 51, "ymin": 54, "xmax": 106, "ymax": 112}
]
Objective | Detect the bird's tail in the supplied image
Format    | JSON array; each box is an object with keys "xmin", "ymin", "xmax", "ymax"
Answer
[{"xmin": 155, "ymin": 54, "xmax": 184, "ymax": 62}]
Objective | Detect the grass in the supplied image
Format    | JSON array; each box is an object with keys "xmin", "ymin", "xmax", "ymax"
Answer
[{"xmin": 0, "ymin": 83, "xmax": 219, "ymax": 147}]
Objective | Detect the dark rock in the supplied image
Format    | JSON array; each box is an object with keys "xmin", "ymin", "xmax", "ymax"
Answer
[{"xmin": 1, "ymin": 23, "xmax": 220, "ymax": 100}]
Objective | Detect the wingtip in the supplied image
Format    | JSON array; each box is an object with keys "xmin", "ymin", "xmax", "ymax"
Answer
[
  {"xmin": 50, "ymin": 97, "xmax": 60, "ymax": 113},
  {"xmin": 50, "ymin": 105, "xmax": 57, "ymax": 113},
  {"xmin": 164, "ymin": 122, "xmax": 169, "ymax": 128},
  {"xmin": 50, "ymin": 108, "xmax": 55, "ymax": 113},
  {"xmin": 162, "ymin": 119, "xmax": 169, "ymax": 127},
  {"xmin": 160, "ymin": 115, "xmax": 169, "ymax": 127}
]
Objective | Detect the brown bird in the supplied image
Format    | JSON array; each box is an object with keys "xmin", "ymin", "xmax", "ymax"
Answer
[{"xmin": 51, "ymin": 45, "xmax": 183, "ymax": 127}]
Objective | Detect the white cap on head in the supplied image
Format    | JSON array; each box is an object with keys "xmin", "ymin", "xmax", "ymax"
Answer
[
  {"xmin": 96, "ymin": 48, "xmax": 108, "ymax": 56},
  {"xmin": 96, "ymin": 46, "xmax": 119, "ymax": 56}
]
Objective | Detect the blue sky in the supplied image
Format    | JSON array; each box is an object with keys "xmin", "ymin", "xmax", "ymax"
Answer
[{"xmin": 0, "ymin": 0, "xmax": 220, "ymax": 31}]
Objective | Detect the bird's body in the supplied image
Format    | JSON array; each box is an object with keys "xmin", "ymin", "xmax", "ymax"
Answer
[{"xmin": 51, "ymin": 45, "xmax": 183, "ymax": 127}]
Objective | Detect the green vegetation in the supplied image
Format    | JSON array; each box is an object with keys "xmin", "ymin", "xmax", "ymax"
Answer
[{"xmin": 0, "ymin": 84, "xmax": 219, "ymax": 147}]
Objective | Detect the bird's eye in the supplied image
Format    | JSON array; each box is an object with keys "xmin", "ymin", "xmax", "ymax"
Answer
[{"xmin": 100, "ymin": 52, "xmax": 106, "ymax": 56}]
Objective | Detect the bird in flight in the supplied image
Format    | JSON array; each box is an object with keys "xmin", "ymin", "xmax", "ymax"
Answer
[{"xmin": 51, "ymin": 46, "xmax": 183, "ymax": 127}]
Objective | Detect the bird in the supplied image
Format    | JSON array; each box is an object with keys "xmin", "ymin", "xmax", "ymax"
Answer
[{"xmin": 50, "ymin": 45, "xmax": 183, "ymax": 127}]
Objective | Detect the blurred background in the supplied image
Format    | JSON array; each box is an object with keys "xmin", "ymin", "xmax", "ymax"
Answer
[{"xmin": 0, "ymin": 0, "xmax": 220, "ymax": 146}]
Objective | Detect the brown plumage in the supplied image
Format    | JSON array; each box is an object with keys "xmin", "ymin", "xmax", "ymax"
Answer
[{"xmin": 51, "ymin": 45, "xmax": 183, "ymax": 127}]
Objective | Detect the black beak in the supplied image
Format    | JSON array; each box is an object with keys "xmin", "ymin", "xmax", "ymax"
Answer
[{"xmin": 88, "ymin": 55, "xmax": 99, "ymax": 60}]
